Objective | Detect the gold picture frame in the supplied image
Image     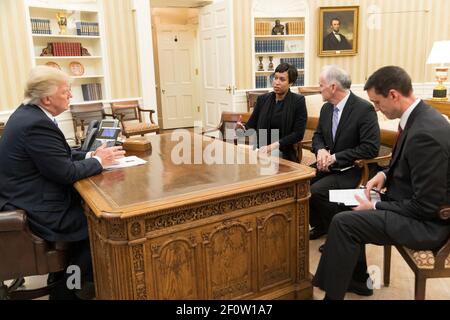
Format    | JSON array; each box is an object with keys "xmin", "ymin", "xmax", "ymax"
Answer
[{"xmin": 318, "ymin": 6, "xmax": 359, "ymax": 57}]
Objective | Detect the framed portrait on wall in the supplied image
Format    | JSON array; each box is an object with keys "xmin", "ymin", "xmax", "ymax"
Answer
[{"xmin": 318, "ymin": 6, "xmax": 359, "ymax": 57}]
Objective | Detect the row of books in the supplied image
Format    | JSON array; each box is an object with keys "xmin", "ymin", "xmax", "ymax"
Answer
[
  {"xmin": 294, "ymin": 74, "xmax": 305, "ymax": 87},
  {"xmin": 285, "ymin": 20, "xmax": 305, "ymax": 35},
  {"xmin": 280, "ymin": 57, "xmax": 305, "ymax": 70},
  {"xmin": 76, "ymin": 22, "xmax": 100, "ymax": 36},
  {"xmin": 255, "ymin": 74, "xmax": 304, "ymax": 89},
  {"xmin": 31, "ymin": 18, "xmax": 51, "ymax": 34},
  {"xmin": 254, "ymin": 22, "xmax": 271, "ymax": 36},
  {"xmin": 254, "ymin": 20, "xmax": 305, "ymax": 36},
  {"xmin": 255, "ymin": 76, "xmax": 269, "ymax": 89},
  {"xmin": 81, "ymin": 83, "xmax": 103, "ymax": 101},
  {"xmin": 255, "ymin": 40, "xmax": 285, "ymax": 53},
  {"xmin": 51, "ymin": 42, "xmax": 82, "ymax": 56}
]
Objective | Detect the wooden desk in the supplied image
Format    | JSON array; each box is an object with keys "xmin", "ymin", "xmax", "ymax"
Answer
[
  {"xmin": 425, "ymin": 99, "xmax": 450, "ymax": 118},
  {"xmin": 75, "ymin": 133, "xmax": 315, "ymax": 300}
]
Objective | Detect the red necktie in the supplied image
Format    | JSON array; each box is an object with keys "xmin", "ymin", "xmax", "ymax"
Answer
[{"xmin": 392, "ymin": 124, "xmax": 403, "ymax": 152}]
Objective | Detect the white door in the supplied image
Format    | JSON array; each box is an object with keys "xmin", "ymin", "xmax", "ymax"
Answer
[
  {"xmin": 199, "ymin": 0, "xmax": 235, "ymax": 128},
  {"xmin": 157, "ymin": 25, "xmax": 197, "ymax": 129}
]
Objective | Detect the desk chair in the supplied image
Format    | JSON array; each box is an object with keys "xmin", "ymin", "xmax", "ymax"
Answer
[
  {"xmin": 70, "ymin": 103, "xmax": 113, "ymax": 145},
  {"xmin": 111, "ymin": 100, "xmax": 160, "ymax": 138},
  {"xmin": 0, "ymin": 209, "xmax": 69, "ymax": 300}
]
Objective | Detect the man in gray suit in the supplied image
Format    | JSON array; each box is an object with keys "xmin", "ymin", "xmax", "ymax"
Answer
[
  {"xmin": 313, "ymin": 66, "xmax": 450, "ymax": 300},
  {"xmin": 309, "ymin": 65, "xmax": 380, "ymax": 241}
]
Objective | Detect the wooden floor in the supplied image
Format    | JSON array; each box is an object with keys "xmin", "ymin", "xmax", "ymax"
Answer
[
  {"xmin": 310, "ymin": 237, "xmax": 450, "ymax": 300},
  {"xmin": 9, "ymin": 238, "xmax": 449, "ymax": 300}
]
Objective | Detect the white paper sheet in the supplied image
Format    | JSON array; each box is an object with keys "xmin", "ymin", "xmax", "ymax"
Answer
[
  {"xmin": 103, "ymin": 156, "xmax": 147, "ymax": 170},
  {"xmin": 329, "ymin": 189, "xmax": 381, "ymax": 206}
]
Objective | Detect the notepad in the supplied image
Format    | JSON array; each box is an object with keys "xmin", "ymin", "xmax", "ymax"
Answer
[
  {"xmin": 103, "ymin": 156, "xmax": 147, "ymax": 170},
  {"xmin": 329, "ymin": 189, "xmax": 381, "ymax": 206}
]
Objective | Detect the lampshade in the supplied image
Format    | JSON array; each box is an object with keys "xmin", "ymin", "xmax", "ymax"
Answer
[{"xmin": 426, "ymin": 40, "xmax": 450, "ymax": 65}]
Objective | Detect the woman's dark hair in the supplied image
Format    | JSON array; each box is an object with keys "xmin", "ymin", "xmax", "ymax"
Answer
[
  {"xmin": 275, "ymin": 63, "xmax": 298, "ymax": 84},
  {"xmin": 364, "ymin": 66, "xmax": 413, "ymax": 97}
]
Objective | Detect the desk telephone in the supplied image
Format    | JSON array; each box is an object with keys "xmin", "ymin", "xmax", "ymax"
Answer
[{"xmin": 81, "ymin": 119, "xmax": 121, "ymax": 152}]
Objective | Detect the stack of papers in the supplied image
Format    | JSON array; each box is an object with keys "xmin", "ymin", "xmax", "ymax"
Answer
[
  {"xmin": 104, "ymin": 156, "xmax": 147, "ymax": 170},
  {"xmin": 329, "ymin": 189, "xmax": 381, "ymax": 206}
]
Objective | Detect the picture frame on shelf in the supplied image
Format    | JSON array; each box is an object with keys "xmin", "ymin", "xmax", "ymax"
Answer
[
  {"xmin": 318, "ymin": 6, "xmax": 359, "ymax": 57},
  {"xmin": 69, "ymin": 61, "xmax": 85, "ymax": 76}
]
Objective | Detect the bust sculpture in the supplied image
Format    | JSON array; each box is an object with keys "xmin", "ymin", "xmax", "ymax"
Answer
[{"xmin": 272, "ymin": 20, "xmax": 285, "ymax": 35}]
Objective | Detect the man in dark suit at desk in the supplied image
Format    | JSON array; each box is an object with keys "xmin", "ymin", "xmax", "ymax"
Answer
[
  {"xmin": 323, "ymin": 18, "xmax": 352, "ymax": 51},
  {"xmin": 313, "ymin": 66, "xmax": 450, "ymax": 300},
  {"xmin": 0, "ymin": 66, "xmax": 125, "ymax": 299},
  {"xmin": 309, "ymin": 65, "xmax": 380, "ymax": 242}
]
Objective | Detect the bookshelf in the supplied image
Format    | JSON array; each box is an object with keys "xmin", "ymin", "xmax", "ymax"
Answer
[
  {"xmin": 253, "ymin": 16, "xmax": 306, "ymax": 89},
  {"xmin": 25, "ymin": 0, "xmax": 109, "ymax": 105}
]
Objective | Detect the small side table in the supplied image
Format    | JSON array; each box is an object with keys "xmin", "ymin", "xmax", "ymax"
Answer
[{"xmin": 425, "ymin": 99, "xmax": 450, "ymax": 118}]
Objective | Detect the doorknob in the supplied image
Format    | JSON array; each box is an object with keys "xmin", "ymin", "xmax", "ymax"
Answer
[
  {"xmin": 162, "ymin": 89, "xmax": 166, "ymax": 94},
  {"xmin": 225, "ymin": 85, "xmax": 232, "ymax": 93}
]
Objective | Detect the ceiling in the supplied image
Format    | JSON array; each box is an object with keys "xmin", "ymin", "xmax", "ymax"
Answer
[{"xmin": 150, "ymin": 0, "xmax": 213, "ymax": 8}]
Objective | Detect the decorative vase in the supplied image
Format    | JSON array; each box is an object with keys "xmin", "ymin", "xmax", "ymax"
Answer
[{"xmin": 258, "ymin": 56, "xmax": 264, "ymax": 71}]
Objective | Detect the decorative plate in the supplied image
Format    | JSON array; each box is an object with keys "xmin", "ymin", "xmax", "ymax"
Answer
[
  {"xmin": 69, "ymin": 61, "xmax": 85, "ymax": 76},
  {"xmin": 45, "ymin": 61, "xmax": 61, "ymax": 70}
]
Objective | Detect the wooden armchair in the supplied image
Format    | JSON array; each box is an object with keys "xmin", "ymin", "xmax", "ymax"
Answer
[
  {"xmin": 0, "ymin": 122, "xmax": 4, "ymax": 138},
  {"xmin": 384, "ymin": 205, "xmax": 450, "ymax": 300},
  {"xmin": 355, "ymin": 129, "xmax": 397, "ymax": 186},
  {"xmin": 70, "ymin": 103, "xmax": 113, "ymax": 144},
  {"xmin": 202, "ymin": 111, "xmax": 251, "ymax": 144},
  {"xmin": 246, "ymin": 90, "xmax": 269, "ymax": 113},
  {"xmin": 296, "ymin": 116, "xmax": 318, "ymax": 165},
  {"xmin": 111, "ymin": 100, "xmax": 160, "ymax": 138}
]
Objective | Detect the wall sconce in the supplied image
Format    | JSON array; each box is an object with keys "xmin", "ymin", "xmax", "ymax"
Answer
[{"xmin": 426, "ymin": 40, "xmax": 450, "ymax": 101}]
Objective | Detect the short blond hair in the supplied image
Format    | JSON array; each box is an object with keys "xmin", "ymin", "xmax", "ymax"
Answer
[{"xmin": 23, "ymin": 66, "xmax": 70, "ymax": 105}]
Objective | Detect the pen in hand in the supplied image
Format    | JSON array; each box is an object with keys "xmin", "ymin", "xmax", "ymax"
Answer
[{"xmin": 359, "ymin": 185, "xmax": 384, "ymax": 195}]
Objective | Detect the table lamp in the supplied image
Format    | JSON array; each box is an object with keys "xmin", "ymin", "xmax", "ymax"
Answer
[{"xmin": 426, "ymin": 40, "xmax": 450, "ymax": 101}]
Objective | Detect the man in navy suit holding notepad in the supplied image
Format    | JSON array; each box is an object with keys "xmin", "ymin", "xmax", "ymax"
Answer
[{"xmin": 313, "ymin": 66, "xmax": 450, "ymax": 300}]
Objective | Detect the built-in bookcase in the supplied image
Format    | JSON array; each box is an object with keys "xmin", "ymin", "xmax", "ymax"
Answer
[
  {"xmin": 25, "ymin": 0, "xmax": 110, "ymax": 105},
  {"xmin": 253, "ymin": 17, "xmax": 306, "ymax": 89}
]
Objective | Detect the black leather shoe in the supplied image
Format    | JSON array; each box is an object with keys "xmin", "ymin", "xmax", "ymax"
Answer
[
  {"xmin": 318, "ymin": 244, "xmax": 324, "ymax": 253},
  {"xmin": 347, "ymin": 279, "xmax": 373, "ymax": 296},
  {"xmin": 310, "ymin": 227, "xmax": 326, "ymax": 240}
]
